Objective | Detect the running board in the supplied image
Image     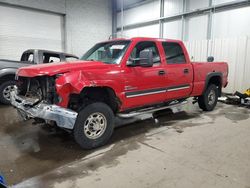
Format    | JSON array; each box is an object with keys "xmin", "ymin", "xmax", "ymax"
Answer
[{"xmin": 117, "ymin": 100, "xmax": 188, "ymax": 118}]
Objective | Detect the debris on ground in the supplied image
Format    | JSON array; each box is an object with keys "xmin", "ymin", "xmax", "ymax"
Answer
[{"xmin": 219, "ymin": 88, "xmax": 250, "ymax": 107}]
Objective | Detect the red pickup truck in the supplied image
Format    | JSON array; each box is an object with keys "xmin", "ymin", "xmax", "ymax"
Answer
[{"xmin": 10, "ymin": 37, "xmax": 228, "ymax": 149}]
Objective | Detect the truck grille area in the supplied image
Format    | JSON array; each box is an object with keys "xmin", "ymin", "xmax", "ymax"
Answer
[{"xmin": 16, "ymin": 76, "xmax": 59, "ymax": 104}]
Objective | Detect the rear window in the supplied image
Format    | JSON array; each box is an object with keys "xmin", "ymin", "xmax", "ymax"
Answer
[{"xmin": 162, "ymin": 42, "xmax": 186, "ymax": 64}]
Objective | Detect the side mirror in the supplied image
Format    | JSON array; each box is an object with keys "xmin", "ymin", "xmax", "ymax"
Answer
[
  {"xmin": 207, "ymin": 56, "xmax": 214, "ymax": 62},
  {"xmin": 139, "ymin": 49, "xmax": 153, "ymax": 67}
]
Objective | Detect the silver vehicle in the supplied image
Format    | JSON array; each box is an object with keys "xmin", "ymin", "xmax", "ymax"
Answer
[{"xmin": 0, "ymin": 49, "xmax": 78, "ymax": 104}]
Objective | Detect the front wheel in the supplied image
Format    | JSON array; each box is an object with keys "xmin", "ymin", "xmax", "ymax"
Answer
[
  {"xmin": 0, "ymin": 80, "xmax": 16, "ymax": 105},
  {"xmin": 73, "ymin": 102, "xmax": 114, "ymax": 149},
  {"xmin": 198, "ymin": 84, "xmax": 219, "ymax": 111}
]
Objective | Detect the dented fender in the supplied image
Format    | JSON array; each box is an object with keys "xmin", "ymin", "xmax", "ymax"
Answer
[
  {"xmin": 55, "ymin": 70, "xmax": 123, "ymax": 108},
  {"xmin": 55, "ymin": 71, "xmax": 89, "ymax": 107}
]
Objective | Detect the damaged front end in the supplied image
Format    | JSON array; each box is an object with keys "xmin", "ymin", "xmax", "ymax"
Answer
[{"xmin": 10, "ymin": 76, "xmax": 77, "ymax": 129}]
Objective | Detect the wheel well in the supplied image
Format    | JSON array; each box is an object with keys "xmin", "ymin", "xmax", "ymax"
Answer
[
  {"xmin": 207, "ymin": 75, "xmax": 222, "ymax": 96},
  {"xmin": 68, "ymin": 87, "xmax": 121, "ymax": 113},
  {"xmin": 0, "ymin": 74, "xmax": 15, "ymax": 83}
]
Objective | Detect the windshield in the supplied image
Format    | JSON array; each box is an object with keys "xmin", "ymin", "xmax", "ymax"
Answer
[{"xmin": 81, "ymin": 40, "xmax": 130, "ymax": 64}]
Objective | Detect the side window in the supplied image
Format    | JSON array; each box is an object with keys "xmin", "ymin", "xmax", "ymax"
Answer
[
  {"xmin": 43, "ymin": 53, "xmax": 60, "ymax": 63},
  {"xmin": 162, "ymin": 42, "xmax": 186, "ymax": 64},
  {"xmin": 130, "ymin": 41, "xmax": 161, "ymax": 65},
  {"xmin": 21, "ymin": 52, "xmax": 34, "ymax": 63}
]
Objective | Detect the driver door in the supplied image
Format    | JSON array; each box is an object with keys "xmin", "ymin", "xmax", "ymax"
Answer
[{"xmin": 123, "ymin": 41, "xmax": 167, "ymax": 109}]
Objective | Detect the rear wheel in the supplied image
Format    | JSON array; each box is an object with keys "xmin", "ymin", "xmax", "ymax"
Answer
[
  {"xmin": 198, "ymin": 84, "xmax": 218, "ymax": 111},
  {"xmin": 73, "ymin": 102, "xmax": 114, "ymax": 149},
  {"xmin": 0, "ymin": 80, "xmax": 16, "ymax": 105}
]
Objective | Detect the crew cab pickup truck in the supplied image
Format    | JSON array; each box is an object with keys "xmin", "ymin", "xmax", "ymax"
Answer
[
  {"xmin": 0, "ymin": 49, "xmax": 78, "ymax": 104},
  {"xmin": 10, "ymin": 37, "xmax": 228, "ymax": 149}
]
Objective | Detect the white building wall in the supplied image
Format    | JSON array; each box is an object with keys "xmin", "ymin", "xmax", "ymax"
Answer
[
  {"xmin": 185, "ymin": 39, "xmax": 208, "ymax": 62},
  {"xmin": 118, "ymin": 24, "xmax": 159, "ymax": 38},
  {"xmin": 164, "ymin": 0, "xmax": 183, "ymax": 16},
  {"xmin": 212, "ymin": 0, "xmax": 235, "ymax": 5},
  {"xmin": 186, "ymin": 0, "xmax": 209, "ymax": 11},
  {"xmin": 212, "ymin": 6, "xmax": 250, "ymax": 39},
  {"xmin": 117, "ymin": 0, "xmax": 160, "ymax": 28},
  {"xmin": 185, "ymin": 15, "xmax": 208, "ymax": 41},
  {"xmin": 65, "ymin": 0, "xmax": 112, "ymax": 56},
  {"xmin": 163, "ymin": 19, "xmax": 182, "ymax": 39}
]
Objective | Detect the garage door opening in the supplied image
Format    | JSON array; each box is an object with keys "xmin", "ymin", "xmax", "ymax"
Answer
[{"xmin": 0, "ymin": 4, "xmax": 64, "ymax": 60}]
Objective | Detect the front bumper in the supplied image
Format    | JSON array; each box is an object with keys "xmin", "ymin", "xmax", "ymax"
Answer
[{"xmin": 10, "ymin": 88, "xmax": 77, "ymax": 129}]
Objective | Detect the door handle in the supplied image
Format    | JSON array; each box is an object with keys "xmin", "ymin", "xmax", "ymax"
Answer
[
  {"xmin": 158, "ymin": 70, "xmax": 166, "ymax": 76},
  {"xmin": 183, "ymin": 68, "xmax": 189, "ymax": 74}
]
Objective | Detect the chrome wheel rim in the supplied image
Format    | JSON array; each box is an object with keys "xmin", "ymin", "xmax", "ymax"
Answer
[
  {"xmin": 208, "ymin": 90, "xmax": 216, "ymax": 105},
  {"xmin": 3, "ymin": 85, "xmax": 15, "ymax": 101},
  {"xmin": 83, "ymin": 112, "xmax": 107, "ymax": 139}
]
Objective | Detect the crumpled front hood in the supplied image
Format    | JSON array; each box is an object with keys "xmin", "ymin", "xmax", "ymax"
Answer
[{"xmin": 17, "ymin": 60, "xmax": 112, "ymax": 77}]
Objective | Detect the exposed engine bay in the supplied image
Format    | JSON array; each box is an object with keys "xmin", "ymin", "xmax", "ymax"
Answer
[
  {"xmin": 10, "ymin": 75, "xmax": 78, "ymax": 129},
  {"xmin": 16, "ymin": 76, "xmax": 60, "ymax": 105}
]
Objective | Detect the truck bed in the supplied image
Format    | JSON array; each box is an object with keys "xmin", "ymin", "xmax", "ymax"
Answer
[
  {"xmin": 191, "ymin": 62, "xmax": 228, "ymax": 96},
  {"xmin": 0, "ymin": 59, "xmax": 32, "ymax": 69}
]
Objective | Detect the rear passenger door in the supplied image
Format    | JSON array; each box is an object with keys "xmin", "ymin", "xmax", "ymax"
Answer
[{"xmin": 162, "ymin": 42, "xmax": 193, "ymax": 100}]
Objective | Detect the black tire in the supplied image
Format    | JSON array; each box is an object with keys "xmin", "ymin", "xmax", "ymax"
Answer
[
  {"xmin": 74, "ymin": 102, "xmax": 114, "ymax": 149},
  {"xmin": 198, "ymin": 84, "xmax": 218, "ymax": 111},
  {"xmin": 0, "ymin": 80, "xmax": 16, "ymax": 105}
]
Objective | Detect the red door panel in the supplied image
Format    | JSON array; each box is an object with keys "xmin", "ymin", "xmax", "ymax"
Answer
[
  {"xmin": 123, "ymin": 65, "xmax": 167, "ymax": 109},
  {"xmin": 121, "ymin": 41, "xmax": 167, "ymax": 110},
  {"xmin": 165, "ymin": 64, "xmax": 193, "ymax": 100}
]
